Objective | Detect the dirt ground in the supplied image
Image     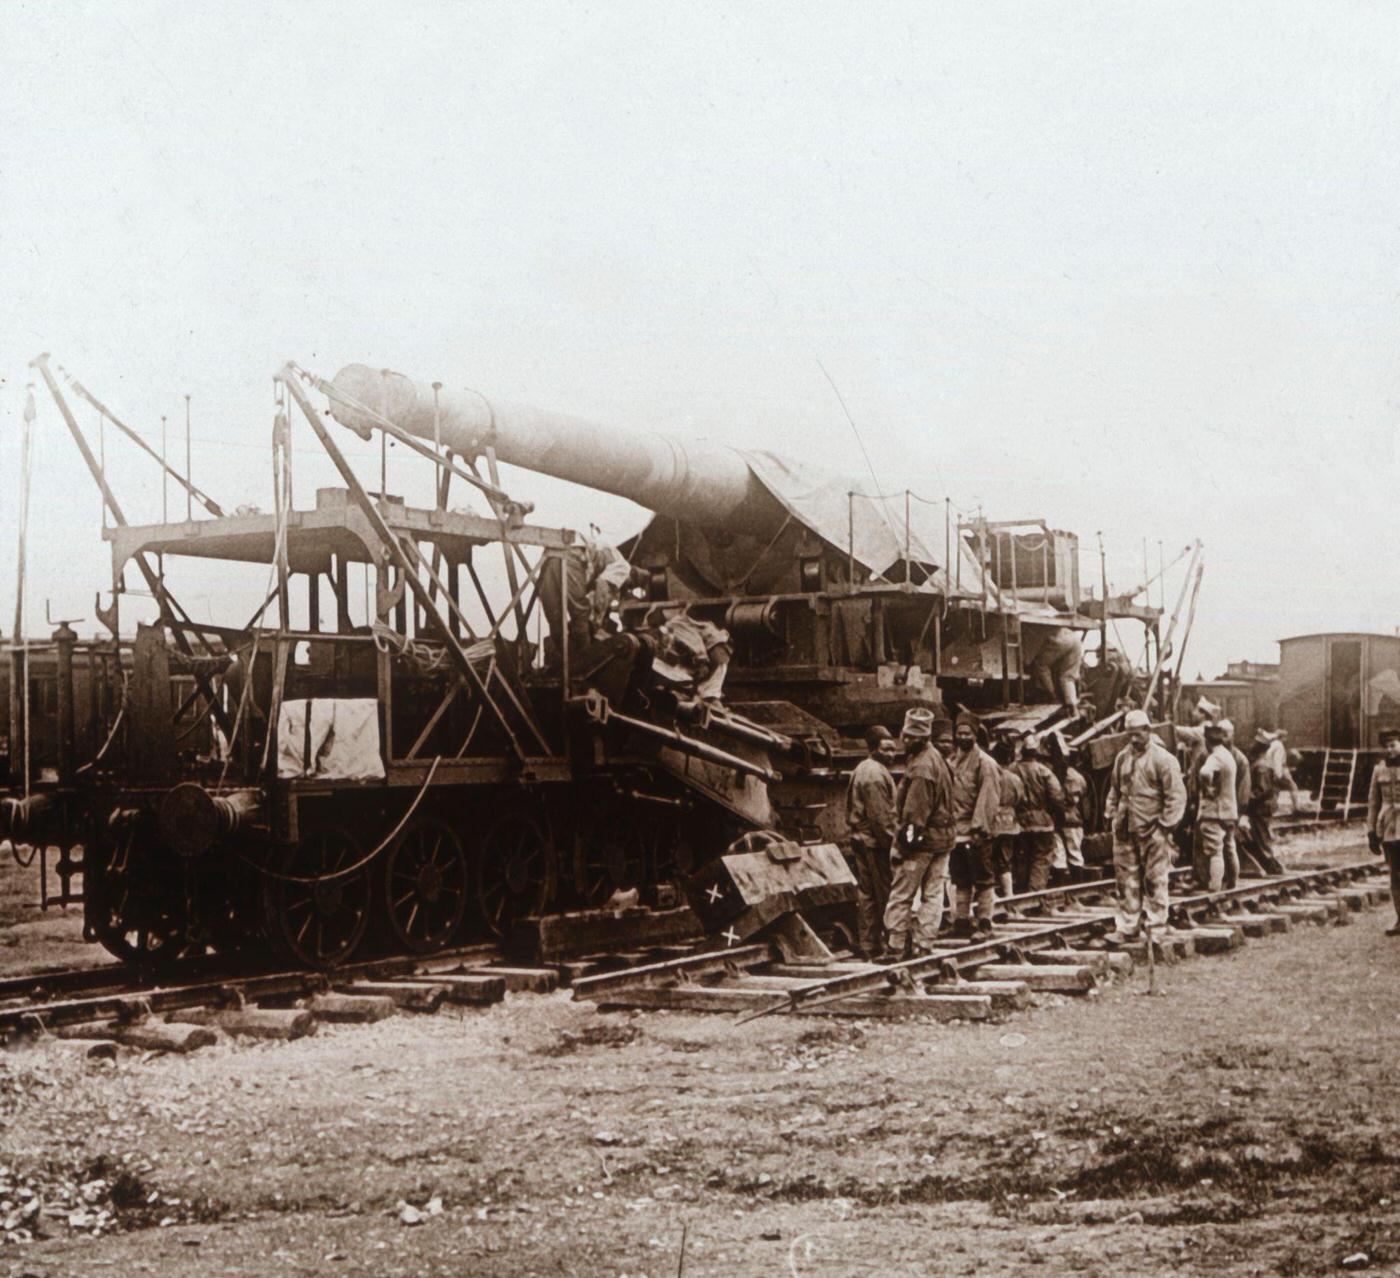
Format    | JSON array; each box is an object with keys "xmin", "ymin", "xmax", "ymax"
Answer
[
  {"xmin": 0, "ymin": 844, "xmax": 105, "ymax": 977},
  {"xmin": 3, "ymin": 833, "xmax": 1398, "ymax": 1277}
]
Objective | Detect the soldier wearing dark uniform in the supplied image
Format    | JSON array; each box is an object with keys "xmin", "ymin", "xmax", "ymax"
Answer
[
  {"xmin": 1367, "ymin": 727, "xmax": 1400, "ymax": 937},
  {"xmin": 1012, "ymin": 735, "xmax": 1065, "ymax": 893},
  {"xmin": 948, "ymin": 711, "xmax": 1001, "ymax": 937},
  {"xmin": 845, "ymin": 726, "xmax": 898, "ymax": 959},
  {"xmin": 884, "ymin": 709, "xmax": 957, "ymax": 958}
]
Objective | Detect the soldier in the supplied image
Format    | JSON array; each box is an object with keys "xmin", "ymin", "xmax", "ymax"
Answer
[
  {"xmin": 1247, "ymin": 735, "xmax": 1280, "ymax": 872},
  {"xmin": 1367, "ymin": 728, "xmax": 1400, "ymax": 937},
  {"xmin": 1053, "ymin": 749, "xmax": 1089, "ymax": 885},
  {"xmin": 1105, "ymin": 709, "xmax": 1186, "ymax": 941},
  {"xmin": 1013, "ymin": 735, "xmax": 1065, "ymax": 893},
  {"xmin": 845, "ymin": 726, "xmax": 898, "ymax": 959},
  {"xmin": 1261, "ymin": 729, "xmax": 1302, "ymax": 814},
  {"xmin": 884, "ymin": 709, "xmax": 956, "ymax": 958},
  {"xmin": 1219, "ymin": 719, "xmax": 1252, "ymax": 889},
  {"xmin": 990, "ymin": 734, "xmax": 1023, "ymax": 908},
  {"xmin": 948, "ymin": 711, "xmax": 1001, "ymax": 937},
  {"xmin": 1195, "ymin": 720, "xmax": 1238, "ymax": 891},
  {"xmin": 1028, "ymin": 627, "xmax": 1083, "ymax": 713}
]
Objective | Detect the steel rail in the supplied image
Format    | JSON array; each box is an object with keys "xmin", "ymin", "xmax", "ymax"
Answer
[
  {"xmin": 0, "ymin": 941, "xmax": 504, "ymax": 1038},
  {"xmin": 732, "ymin": 860, "xmax": 1383, "ymax": 1024}
]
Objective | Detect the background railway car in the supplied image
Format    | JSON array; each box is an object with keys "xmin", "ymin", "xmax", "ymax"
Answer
[{"xmin": 1278, "ymin": 632, "xmax": 1400, "ymax": 752}]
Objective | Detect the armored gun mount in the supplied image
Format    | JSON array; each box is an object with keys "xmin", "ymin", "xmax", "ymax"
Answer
[{"xmin": 327, "ymin": 366, "xmax": 1165, "ymax": 838}]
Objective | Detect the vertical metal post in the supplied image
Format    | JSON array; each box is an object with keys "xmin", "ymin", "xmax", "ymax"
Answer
[
  {"xmin": 945, "ymin": 497, "xmax": 952, "ymax": 591},
  {"xmin": 53, "ymin": 621, "xmax": 76, "ymax": 782},
  {"xmin": 847, "ymin": 493, "xmax": 855, "ymax": 586},
  {"xmin": 432, "ymin": 381, "xmax": 444, "ymax": 508},
  {"xmin": 11, "ymin": 385, "xmax": 35, "ymax": 791},
  {"xmin": 161, "ymin": 415, "xmax": 168, "ymax": 523},
  {"xmin": 559, "ymin": 549, "xmax": 570, "ymax": 711},
  {"xmin": 184, "ymin": 395, "xmax": 192, "ymax": 521},
  {"xmin": 1097, "ymin": 533, "xmax": 1109, "ymax": 660},
  {"xmin": 335, "ymin": 555, "xmax": 352, "ymax": 632},
  {"xmin": 98, "ymin": 408, "xmax": 107, "ymax": 529},
  {"xmin": 273, "ymin": 397, "xmax": 291, "ymax": 632},
  {"xmin": 904, "ymin": 489, "xmax": 911, "ymax": 585}
]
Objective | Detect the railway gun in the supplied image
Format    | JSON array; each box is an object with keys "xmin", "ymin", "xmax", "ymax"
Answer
[{"xmin": 2, "ymin": 355, "xmax": 1188, "ymax": 973}]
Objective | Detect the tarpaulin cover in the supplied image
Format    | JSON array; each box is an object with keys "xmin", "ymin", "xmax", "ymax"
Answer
[
  {"xmin": 739, "ymin": 449, "xmax": 986, "ymax": 595},
  {"xmin": 277, "ymin": 698, "xmax": 385, "ymax": 781}
]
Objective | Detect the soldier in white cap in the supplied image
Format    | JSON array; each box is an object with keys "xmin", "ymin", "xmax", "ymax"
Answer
[
  {"xmin": 1194, "ymin": 719, "xmax": 1238, "ymax": 891},
  {"xmin": 884, "ymin": 708, "xmax": 957, "ymax": 958},
  {"xmin": 1105, "ymin": 709, "xmax": 1186, "ymax": 940},
  {"xmin": 1218, "ymin": 719, "xmax": 1251, "ymax": 889}
]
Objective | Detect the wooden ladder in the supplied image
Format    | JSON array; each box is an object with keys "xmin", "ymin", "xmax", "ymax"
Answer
[
  {"xmin": 1314, "ymin": 748, "xmax": 1360, "ymax": 822},
  {"xmin": 1001, "ymin": 612, "xmax": 1025, "ymax": 706}
]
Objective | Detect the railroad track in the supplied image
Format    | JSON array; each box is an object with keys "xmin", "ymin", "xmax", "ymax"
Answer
[
  {"xmin": 0, "ymin": 925, "xmax": 743, "ymax": 1048},
  {"xmin": 3, "ymin": 859, "xmax": 1385, "ymax": 1049},
  {"xmin": 572, "ymin": 859, "xmax": 1389, "ymax": 1022}
]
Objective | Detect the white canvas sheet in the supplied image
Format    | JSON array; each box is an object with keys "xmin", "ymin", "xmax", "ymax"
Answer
[{"xmin": 276, "ymin": 697, "xmax": 385, "ymax": 781}]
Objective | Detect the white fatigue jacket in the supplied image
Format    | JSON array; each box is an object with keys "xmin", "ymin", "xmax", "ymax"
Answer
[
  {"xmin": 1105, "ymin": 741, "xmax": 1186, "ymax": 838},
  {"xmin": 1368, "ymin": 760, "xmax": 1400, "ymax": 843}
]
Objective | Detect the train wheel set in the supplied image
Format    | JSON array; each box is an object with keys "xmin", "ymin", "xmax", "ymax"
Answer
[{"xmin": 71, "ymin": 784, "xmax": 715, "ymax": 974}]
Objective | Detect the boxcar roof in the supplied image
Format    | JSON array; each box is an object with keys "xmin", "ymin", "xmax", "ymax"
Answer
[{"xmin": 1279, "ymin": 631, "xmax": 1400, "ymax": 644}]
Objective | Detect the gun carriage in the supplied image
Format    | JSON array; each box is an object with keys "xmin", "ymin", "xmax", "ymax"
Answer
[{"xmin": 4, "ymin": 356, "xmax": 1177, "ymax": 971}]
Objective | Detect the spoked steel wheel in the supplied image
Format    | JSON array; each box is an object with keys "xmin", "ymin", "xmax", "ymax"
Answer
[
  {"xmin": 571, "ymin": 803, "xmax": 649, "ymax": 907},
  {"xmin": 261, "ymin": 828, "xmax": 372, "ymax": 969},
  {"xmin": 383, "ymin": 817, "xmax": 469, "ymax": 953},
  {"xmin": 645, "ymin": 812, "xmax": 692, "ymax": 889},
  {"xmin": 91, "ymin": 822, "xmax": 191, "ymax": 969},
  {"xmin": 476, "ymin": 810, "xmax": 555, "ymax": 938}
]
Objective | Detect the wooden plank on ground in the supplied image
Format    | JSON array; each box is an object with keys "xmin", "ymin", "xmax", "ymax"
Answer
[
  {"xmin": 1021, "ymin": 948, "xmax": 1124, "ymax": 975},
  {"xmin": 426, "ymin": 974, "xmax": 506, "ymax": 1005},
  {"xmin": 1171, "ymin": 924, "xmax": 1244, "ymax": 954},
  {"xmin": 456, "ymin": 966, "xmax": 559, "ymax": 994},
  {"xmin": 169, "ymin": 1006, "xmax": 316, "ymax": 1040},
  {"xmin": 1293, "ymin": 896, "xmax": 1350, "ymax": 924},
  {"xmin": 116, "ymin": 1021, "xmax": 216, "ymax": 1054},
  {"xmin": 969, "ymin": 963, "xmax": 1098, "ymax": 992},
  {"xmin": 924, "ymin": 979, "xmax": 1031, "ymax": 1011},
  {"xmin": 520, "ymin": 906, "xmax": 703, "ymax": 962},
  {"xmin": 595, "ymin": 984, "xmax": 995, "ymax": 1021},
  {"xmin": 304, "ymin": 992, "xmax": 397, "ymax": 1023},
  {"xmin": 1270, "ymin": 902, "xmax": 1333, "ymax": 925},
  {"xmin": 1222, "ymin": 911, "xmax": 1291, "ymax": 934},
  {"xmin": 1087, "ymin": 933, "xmax": 1194, "ymax": 963},
  {"xmin": 338, "ymin": 980, "xmax": 448, "ymax": 1013}
]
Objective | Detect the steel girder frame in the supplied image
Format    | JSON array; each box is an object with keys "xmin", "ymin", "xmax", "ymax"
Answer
[{"xmin": 277, "ymin": 366, "xmax": 559, "ymax": 767}]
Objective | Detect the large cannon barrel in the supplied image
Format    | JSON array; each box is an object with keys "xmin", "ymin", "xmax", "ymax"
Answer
[{"xmin": 328, "ymin": 364, "xmax": 783, "ymax": 534}]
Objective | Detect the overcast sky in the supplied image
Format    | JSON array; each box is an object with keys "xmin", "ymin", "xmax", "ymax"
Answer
[{"xmin": 2, "ymin": 0, "xmax": 1397, "ymax": 678}]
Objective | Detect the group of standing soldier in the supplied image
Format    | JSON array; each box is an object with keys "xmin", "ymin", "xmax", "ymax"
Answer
[
  {"xmin": 846, "ymin": 701, "xmax": 1307, "ymax": 959},
  {"xmin": 845, "ymin": 708, "xmax": 1091, "ymax": 961}
]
